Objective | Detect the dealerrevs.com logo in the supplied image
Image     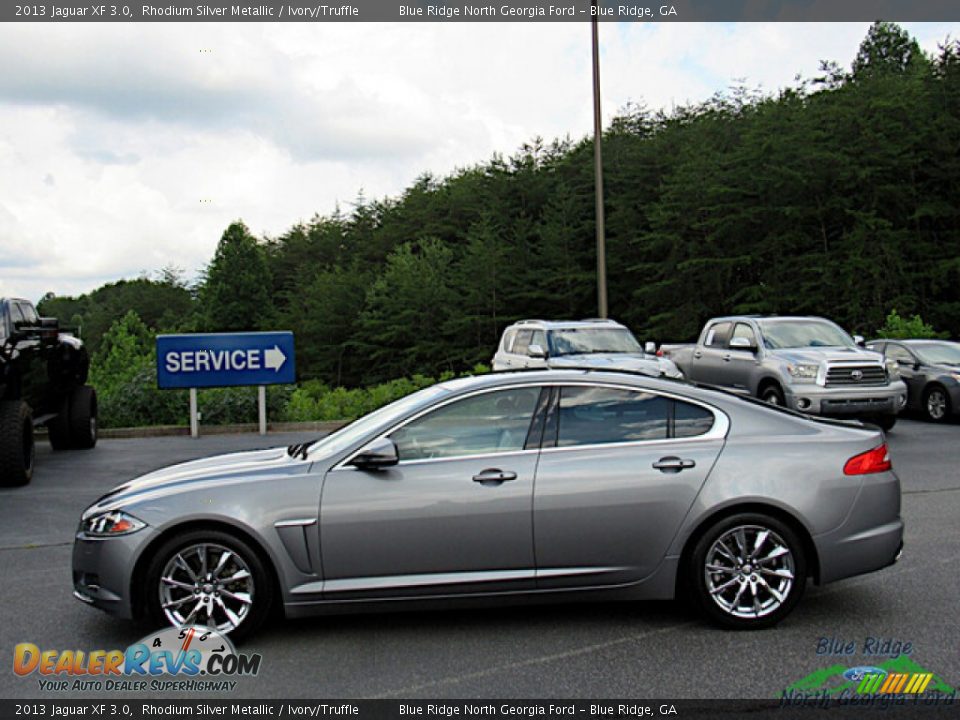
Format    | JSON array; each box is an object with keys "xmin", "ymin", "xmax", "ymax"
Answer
[{"xmin": 13, "ymin": 626, "xmax": 262, "ymax": 692}]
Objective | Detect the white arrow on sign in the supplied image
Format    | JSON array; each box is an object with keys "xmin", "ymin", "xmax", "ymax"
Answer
[{"xmin": 264, "ymin": 345, "xmax": 287, "ymax": 371}]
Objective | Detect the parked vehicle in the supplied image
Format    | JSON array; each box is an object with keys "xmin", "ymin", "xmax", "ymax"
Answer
[
  {"xmin": 866, "ymin": 339, "xmax": 960, "ymax": 423},
  {"xmin": 74, "ymin": 369, "xmax": 903, "ymax": 639},
  {"xmin": 0, "ymin": 297, "xmax": 98, "ymax": 486},
  {"xmin": 660, "ymin": 316, "xmax": 907, "ymax": 431},
  {"xmin": 492, "ymin": 318, "xmax": 682, "ymax": 378}
]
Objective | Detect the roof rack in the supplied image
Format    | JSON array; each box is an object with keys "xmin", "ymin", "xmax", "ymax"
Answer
[
  {"xmin": 514, "ymin": 319, "xmax": 546, "ymax": 325},
  {"xmin": 579, "ymin": 318, "xmax": 619, "ymax": 323}
]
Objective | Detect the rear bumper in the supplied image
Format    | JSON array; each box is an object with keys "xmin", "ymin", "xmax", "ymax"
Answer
[
  {"xmin": 813, "ymin": 470, "xmax": 904, "ymax": 584},
  {"xmin": 784, "ymin": 381, "xmax": 908, "ymax": 417}
]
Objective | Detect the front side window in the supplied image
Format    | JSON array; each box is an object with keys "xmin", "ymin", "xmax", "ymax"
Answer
[
  {"xmin": 389, "ymin": 387, "xmax": 540, "ymax": 462},
  {"xmin": 731, "ymin": 323, "xmax": 757, "ymax": 346},
  {"xmin": 18, "ymin": 303, "xmax": 39, "ymax": 326},
  {"xmin": 885, "ymin": 344, "xmax": 915, "ymax": 364},
  {"xmin": 529, "ymin": 330, "xmax": 546, "ymax": 354}
]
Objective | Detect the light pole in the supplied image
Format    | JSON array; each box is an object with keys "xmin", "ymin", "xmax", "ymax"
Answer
[{"xmin": 591, "ymin": 5, "xmax": 608, "ymax": 318}]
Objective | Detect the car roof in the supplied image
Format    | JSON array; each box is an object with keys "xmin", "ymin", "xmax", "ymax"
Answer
[
  {"xmin": 507, "ymin": 319, "xmax": 627, "ymax": 330},
  {"xmin": 872, "ymin": 338, "xmax": 958, "ymax": 346}
]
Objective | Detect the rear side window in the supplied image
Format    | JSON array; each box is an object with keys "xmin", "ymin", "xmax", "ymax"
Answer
[
  {"xmin": 705, "ymin": 322, "xmax": 732, "ymax": 348},
  {"xmin": 674, "ymin": 400, "xmax": 715, "ymax": 438},
  {"xmin": 554, "ymin": 387, "xmax": 717, "ymax": 448},
  {"xmin": 502, "ymin": 329, "xmax": 518, "ymax": 352},
  {"xmin": 557, "ymin": 387, "xmax": 670, "ymax": 446}
]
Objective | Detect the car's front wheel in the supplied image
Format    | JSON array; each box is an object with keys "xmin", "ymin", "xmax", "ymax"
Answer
[
  {"xmin": 145, "ymin": 529, "xmax": 274, "ymax": 641},
  {"xmin": 689, "ymin": 513, "xmax": 806, "ymax": 629},
  {"xmin": 923, "ymin": 386, "xmax": 951, "ymax": 423}
]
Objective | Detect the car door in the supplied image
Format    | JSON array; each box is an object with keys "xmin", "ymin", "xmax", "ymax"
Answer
[
  {"xmin": 533, "ymin": 384, "xmax": 726, "ymax": 589},
  {"xmin": 689, "ymin": 321, "xmax": 732, "ymax": 384},
  {"xmin": 319, "ymin": 385, "xmax": 546, "ymax": 598},
  {"xmin": 884, "ymin": 342, "xmax": 923, "ymax": 404},
  {"xmin": 724, "ymin": 322, "xmax": 760, "ymax": 392}
]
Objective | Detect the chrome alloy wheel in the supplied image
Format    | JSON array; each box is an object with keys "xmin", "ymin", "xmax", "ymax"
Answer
[
  {"xmin": 159, "ymin": 543, "xmax": 254, "ymax": 633},
  {"xmin": 926, "ymin": 389, "xmax": 947, "ymax": 421},
  {"xmin": 704, "ymin": 525, "xmax": 795, "ymax": 619}
]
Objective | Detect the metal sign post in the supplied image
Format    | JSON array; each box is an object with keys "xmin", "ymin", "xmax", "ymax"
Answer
[{"xmin": 156, "ymin": 331, "xmax": 296, "ymax": 439}]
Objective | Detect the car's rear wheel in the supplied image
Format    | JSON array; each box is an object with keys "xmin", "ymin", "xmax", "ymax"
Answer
[
  {"xmin": 145, "ymin": 529, "xmax": 273, "ymax": 641},
  {"xmin": 0, "ymin": 400, "xmax": 34, "ymax": 486},
  {"xmin": 689, "ymin": 513, "xmax": 806, "ymax": 629},
  {"xmin": 923, "ymin": 386, "xmax": 950, "ymax": 423},
  {"xmin": 68, "ymin": 385, "xmax": 97, "ymax": 449}
]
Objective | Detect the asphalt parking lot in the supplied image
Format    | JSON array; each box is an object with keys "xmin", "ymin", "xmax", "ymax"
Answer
[{"xmin": 1, "ymin": 419, "xmax": 958, "ymax": 699}]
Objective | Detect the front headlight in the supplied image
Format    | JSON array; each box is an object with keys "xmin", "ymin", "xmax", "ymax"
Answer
[
  {"xmin": 82, "ymin": 510, "xmax": 146, "ymax": 537},
  {"xmin": 786, "ymin": 363, "xmax": 819, "ymax": 383},
  {"xmin": 885, "ymin": 358, "xmax": 900, "ymax": 380}
]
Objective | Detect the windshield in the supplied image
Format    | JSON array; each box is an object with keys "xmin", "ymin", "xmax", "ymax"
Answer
[
  {"xmin": 759, "ymin": 320, "xmax": 854, "ymax": 349},
  {"xmin": 914, "ymin": 342, "xmax": 960, "ymax": 366},
  {"xmin": 547, "ymin": 327, "xmax": 643, "ymax": 356},
  {"xmin": 305, "ymin": 385, "xmax": 448, "ymax": 459}
]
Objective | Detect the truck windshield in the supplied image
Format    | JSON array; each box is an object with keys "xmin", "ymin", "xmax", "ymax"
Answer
[
  {"xmin": 914, "ymin": 342, "xmax": 960, "ymax": 366},
  {"xmin": 548, "ymin": 328, "xmax": 643, "ymax": 356},
  {"xmin": 759, "ymin": 320, "xmax": 854, "ymax": 349}
]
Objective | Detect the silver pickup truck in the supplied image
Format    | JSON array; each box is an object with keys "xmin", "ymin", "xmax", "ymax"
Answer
[{"xmin": 661, "ymin": 315, "xmax": 908, "ymax": 430}]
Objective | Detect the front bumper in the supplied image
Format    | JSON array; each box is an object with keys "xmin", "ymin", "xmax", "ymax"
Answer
[
  {"xmin": 813, "ymin": 469, "xmax": 904, "ymax": 585},
  {"xmin": 784, "ymin": 380, "xmax": 908, "ymax": 417},
  {"xmin": 72, "ymin": 527, "xmax": 155, "ymax": 619}
]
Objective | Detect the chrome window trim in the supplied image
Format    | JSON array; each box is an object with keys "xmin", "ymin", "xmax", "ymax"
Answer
[{"xmin": 334, "ymin": 380, "xmax": 729, "ymax": 471}]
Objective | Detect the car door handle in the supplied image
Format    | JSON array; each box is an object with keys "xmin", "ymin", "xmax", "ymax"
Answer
[
  {"xmin": 472, "ymin": 469, "xmax": 517, "ymax": 485},
  {"xmin": 694, "ymin": 351, "xmax": 703, "ymax": 359},
  {"xmin": 652, "ymin": 457, "xmax": 696, "ymax": 473},
  {"xmin": 723, "ymin": 354, "xmax": 732, "ymax": 361}
]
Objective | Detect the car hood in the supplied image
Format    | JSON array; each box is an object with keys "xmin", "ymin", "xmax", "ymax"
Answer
[
  {"xmin": 548, "ymin": 353, "xmax": 677, "ymax": 377},
  {"xmin": 767, "ymin": 346, "xmax": 884, "ymax": 365},
  {"xmin": 83, "ymin": 446, "xmax": 311, "ymax": 518}
]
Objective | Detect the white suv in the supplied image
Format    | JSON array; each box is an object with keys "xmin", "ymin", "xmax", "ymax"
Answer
[{"xmin": 491, "ymin": 319, "xmax": 682, "ymax": 378}]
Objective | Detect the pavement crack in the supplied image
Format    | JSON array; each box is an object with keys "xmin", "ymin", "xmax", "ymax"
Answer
[{"xmin": 903, "ymin": 486, "xmax": 960, "ymax": 495}]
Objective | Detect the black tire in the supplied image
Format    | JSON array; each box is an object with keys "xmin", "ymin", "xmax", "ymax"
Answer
[
  {"xmin": 922, "ymin": 385, "xmax": 951, "ymax": 424},
  {"xmin": 144, "ymin": 529, "xmax": 274, "ymax": 642},
  {"xmin": 760, "ymin": 384, "xmax": 786, "ymax": 407},
  {"xmin": 0, "ymin": 400, "xmax": 35, "ymax": 487},
  {"xmin": 47, "ymin": 395, "xmax": 72, "ymax": 450},
  {"xmin": 688, "ymin": 512, "xmax": 807, "ymax": 630},
  {"xmin": 870, "ymin": 414, "xmax": 897, "ymax": 432},
  {"xmin": 68, "ymin": 385, "xmax": 97, "ymax": 449}
]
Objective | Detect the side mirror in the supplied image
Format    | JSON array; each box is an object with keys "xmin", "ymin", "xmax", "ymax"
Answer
[
  {"xmin": 644, "ymin": 341, "xmax": 657, "ymax": 355},
  {"xmin": 853, "ymin": 335, "xmax": 865, "ymax": 347},
  {"xmin": 729, "ymin": 336, "xmax": 757, "ymax": 352},
  {"xmin": 349, "ymin": 437, "xmax": 399, "ymax": 470},
  {"xmin": 527, "ymin": 344, "xmax": 547, "ymax": 359}
]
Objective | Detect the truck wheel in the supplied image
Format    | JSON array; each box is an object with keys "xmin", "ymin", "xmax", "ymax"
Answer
[
  {"xmin": 68, "ymin": 385, "xmax": 98, "ymax": 449},
  {"xmin": 0, "ymin": 401, "xmax": 35, "ymax": 486},
  {"xmin": 760, "ymin": 384, "xmax": 785, "ymax": 406},
  {"xmin": 47, "ymin": 395, "xmax": 72, "ymax": 450}
]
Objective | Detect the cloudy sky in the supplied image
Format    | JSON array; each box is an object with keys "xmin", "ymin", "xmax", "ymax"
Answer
[{"xmin": 0, "ymin": 21, "xmax": 957, "ymax": 302}]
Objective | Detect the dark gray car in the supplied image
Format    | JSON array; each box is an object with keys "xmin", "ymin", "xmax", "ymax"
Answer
[
  {"xmin": 867, "ymin": 339, "xmax": 960, "ymax": 422},
  {"xmin": 72, "ymin": 370, "xmax": 903, "ymax": 639}
]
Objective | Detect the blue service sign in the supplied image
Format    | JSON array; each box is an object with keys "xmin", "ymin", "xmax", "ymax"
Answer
[{"xmin": 156, "ymin": 332, "xmax": 296, "ymax": 389}]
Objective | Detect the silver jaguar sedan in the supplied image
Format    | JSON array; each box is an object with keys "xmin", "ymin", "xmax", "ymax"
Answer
[{"xmin": 73, "ymin": 370, "xmax": 903, "ymax": 639}]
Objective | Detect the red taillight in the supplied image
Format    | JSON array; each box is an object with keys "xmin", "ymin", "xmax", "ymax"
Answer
[
  {"xmin": 656, "ymin": 350, "xmax": 663, "ymax": 357},
  {"xmin": 844, "ymin": 444, "xmax": 892, "ymax": 476}
]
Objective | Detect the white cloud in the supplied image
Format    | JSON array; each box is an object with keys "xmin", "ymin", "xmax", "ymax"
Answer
[{"xmin": 0, "ymin": 21, "xmax": 957, "ymax": 302}]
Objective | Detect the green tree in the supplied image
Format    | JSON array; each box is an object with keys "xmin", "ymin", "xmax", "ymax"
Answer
[
  {"xmin": 201, "ymin": 221, "xmax": 273, "ymax": 332},
  {"xmin": 876, "ymin": 310, "xmax": 948, "ymax": 339}
]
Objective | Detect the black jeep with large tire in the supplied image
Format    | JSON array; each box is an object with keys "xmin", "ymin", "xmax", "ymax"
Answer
[{"xmin": 0, "ymin": 297, "xmax": 98, "ymax": 486}]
